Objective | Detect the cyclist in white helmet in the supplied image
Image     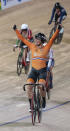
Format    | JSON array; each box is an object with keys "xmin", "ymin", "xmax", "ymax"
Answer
[{"xmin": 13, "ymin": 24, "xmax": 34, "ymax": 65}]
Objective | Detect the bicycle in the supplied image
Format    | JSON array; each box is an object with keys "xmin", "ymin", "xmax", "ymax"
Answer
[
  {"xmin": 49, "ymin": 21, "xmax": 64, "ymax": 44},
  {"xmin": 13, "ymin": 45, "xmax": 30, "ymax": 76},
  {"xmin": 23, "ymin": 83, "xmax": 44, "ymax": 125}
]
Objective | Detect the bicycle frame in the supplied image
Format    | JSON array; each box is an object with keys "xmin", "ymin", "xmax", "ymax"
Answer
[
  {"xmin": 15, "ymin": 45, "xmax": 30, "ymax": 75},
  {"xmin": 23, "ymin": 83, "xmax": 44, "ymax": 125}
]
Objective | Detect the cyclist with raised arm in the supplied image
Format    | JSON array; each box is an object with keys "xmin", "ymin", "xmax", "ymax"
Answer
[
  {"xmin": 48, "ymin": 2, "xmax": 67, "ymax": 25},
  {"xmin": 13, "ymin": 24, "xmax": 34, "ymax": 64},
  {"xmin": 13, "ymin": 24, "xmax": 61, "ymax": 111}
]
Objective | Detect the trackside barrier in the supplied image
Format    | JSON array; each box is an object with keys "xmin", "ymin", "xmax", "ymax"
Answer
[
  {"xmin": 0, "ymin": 0, "xmax": 31, "ymax": 10},
  {"xmin": 0, "ymin": 0, "xmax": 1, "ymax": 10}
]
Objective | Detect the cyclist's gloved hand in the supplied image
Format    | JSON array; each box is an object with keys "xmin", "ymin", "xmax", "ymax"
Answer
[
  {"xmin": 13, "ymin": 25, "xmax": 17, "ymax": 30},
  {"xmin": 58, "ymin": 24, "xmax": 62, "ymax": 30},
  {"xmin": 13, "ymin": 45, "xmax": 18, "ymax": 52},
  {"xmin": 47, "ymin": 67, "xmax": 50, "ymax": 72},
  {"xmin": 48, "ymin": 20, "xmax": 52, "ymax": 25},
  {"xmin": 13, "ymin": 47, "xmax": 15, "ymax": 52}
]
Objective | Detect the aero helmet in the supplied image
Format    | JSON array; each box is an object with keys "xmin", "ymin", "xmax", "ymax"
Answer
[
  {"xmin": 35, "ymin": 33, "xmax": 47, "ymax": 43},
  {"xmin": 55, "ymin": 2, "xmax": 61, "ymax": 9}
]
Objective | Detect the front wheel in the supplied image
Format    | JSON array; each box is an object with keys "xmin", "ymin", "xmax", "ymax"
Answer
[
  {"xmin": 31, "ymin": 93, "xmax": 36, "ymax": 125},
  {"xmin": 49, "ymin": 27, "xmax": 63, "ymax": 44},
  {"xmin": 49, "ymin": 27, "xmax": 55, "ymax": 40},
  {"xmin": 17, "ymin": 54, "xmax": 22, "ymax": 76},
  {"xmin": 49, "ymin": 27, "xmax": 58, "ymax": 44},
  {"xmin": 37, "ymin": 91, "xmax": 42, "ymax": 123}
]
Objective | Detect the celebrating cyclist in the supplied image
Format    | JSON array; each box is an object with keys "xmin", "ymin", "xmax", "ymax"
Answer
[
  {"xmin": 13, "ymin": 24, "xmax": 34, "ymax": 64},
  {"xmin": 13, "ymin": 24, "xmax": 61, "ymax": 111},
  {"xmin": 48, "ymin": 2, "xmax": 67, "ymax": 25}
]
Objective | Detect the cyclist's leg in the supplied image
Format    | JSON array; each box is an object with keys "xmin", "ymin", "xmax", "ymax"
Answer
[
  {"xmin": 23, "ymin": 46, "xmax": 27, "ymax": 64},
  {"xmin": 19, "ymin": 47, "xmax": 25, "ymax": 66},
  {"xmin": 18, "ymin": 47, "xmax": 22, "ymax": 56},
  {"xmin": 55, "ymin": 13, "xmax": 59, "ymax": 24},
  {"xmin": 62, "ymin": 15, "xmax": 67, "ymax": 21},
  {"xmin": 58, "ymin": 15, "xmax": 67, "ymax": 24},
  {"xmin": 27, "ymin": 78, "xmax": 34, "ymax": 111},
  {"xmin": 20, "ymin": 47, "xmax": 23, "ymax": 56},
  {"xmin": 58, "ymin": 15, "xmax": 66, "ymax": 35},
  {"xmin": 38, "ymin": 68, "xmax": 46, "ymax": 109},
  {"xmin": 39, "ymin": 79, "xmax": 46, "ymax": 109},
  {"xmin": 49, "ymin": 69, "xmax": 53, "ymax": 89},
  {"xmin": 27, "ymin": 68, "xmax": 37, "ymax": 110},
  {"xmin": 19, "ymin": 42, "xmax": 25, "ymax": 65},
  {"xmin": 26, "ymin": 47, "xmax": 30, "ymax": 62}
]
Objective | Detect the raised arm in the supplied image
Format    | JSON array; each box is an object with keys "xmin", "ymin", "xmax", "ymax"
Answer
[
  {"xmin": 13, "ymin": 25, "xmax": 34, "ymax": 49},
  {"xmin": 45, "ymin": 28, "xmax": 60, "ymax": 52}
]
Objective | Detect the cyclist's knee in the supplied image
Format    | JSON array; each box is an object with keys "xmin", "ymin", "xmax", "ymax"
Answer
[
  {"xmin": 27, "ymin": 78, "xmax": 34, "ymax": 83},
  {"xmin": 62, "ymin": 15, "xmax": 67, "ymax": 21},
  {"xmin": 27, "ymin": 78, "xmax": 34, "ymax": 98},
  {"xmin": 39, "ymin": 79, "xmax": 46, "ymax": 97},
  {"xmin": 27, "ymin": 85, "xmax": 33, "ymax": 99},
  {"xmin": 39, "ymin": 79, "xmax": 46, "ymax": 85}
]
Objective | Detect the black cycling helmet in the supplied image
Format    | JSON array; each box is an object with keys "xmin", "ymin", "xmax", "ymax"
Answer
[
  {"xmin": 35, "ymin": 33, "xmax": 47, "ymax": 43},
  {"xmin": 55, "ymin": 2, "xmax": 61, "ymax": 9}
]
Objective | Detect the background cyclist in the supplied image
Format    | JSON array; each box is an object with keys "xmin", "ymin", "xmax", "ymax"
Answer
[
  {"xmin": 48, "ymin": 2, "xmax": 67, "ymax": 25},
  {"xmin": 13, "ymin": 24, "xmax": 34, "ymax": 65},
  {"xmin": 13, "ymin": 24, "xmax": 61, "ymax": 111}
]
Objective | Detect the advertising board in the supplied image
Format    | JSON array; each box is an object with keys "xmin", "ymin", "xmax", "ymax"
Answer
[{"xmin": 1, "ymin": 0, "xmax": 31, "ymax": 10}]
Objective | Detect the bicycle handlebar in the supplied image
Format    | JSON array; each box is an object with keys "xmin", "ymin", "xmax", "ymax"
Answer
[
  {"xmin": 23, "ymin": 83, "xmax": 45, "ymax": 91},
  {"xmin": 14, "ymin": 45, "xmax": 24, "ymax": 49},
  {"xmin": 52, "ymin": 20, "xmax": 61, "ymax": 26}
]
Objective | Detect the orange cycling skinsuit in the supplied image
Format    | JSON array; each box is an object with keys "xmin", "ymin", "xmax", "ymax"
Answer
[{"xmin": 14, "ymin": 27, "xmax": 59, "ymax": 84}]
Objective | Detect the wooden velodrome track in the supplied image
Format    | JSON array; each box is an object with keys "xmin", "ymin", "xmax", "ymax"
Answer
[{"xmin": 0, "ymin": 0, "xmax": 70, "ymax": 130}]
